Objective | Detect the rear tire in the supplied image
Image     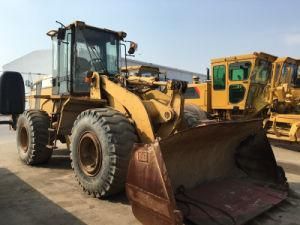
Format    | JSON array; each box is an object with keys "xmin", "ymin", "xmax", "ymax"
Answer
[
  {"xmin": 16, "ymin": 110, "xmax": 52, "ymax": 165},
  {"xmin": 70, "ymin": 108, "xmax": 137, "ymax": 198},
  {"xmin": 183, "ymin": 104, "xmax": 208, "ymax": 128}
]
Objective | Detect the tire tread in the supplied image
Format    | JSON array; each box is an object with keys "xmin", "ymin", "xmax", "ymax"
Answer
[
  {"xmin": 70, "ymin": 108, "xmax": 137, "ymax": 197},
  {"xmin": 17, "ymin": 110, "xmax": 52, "ymax": 165}
]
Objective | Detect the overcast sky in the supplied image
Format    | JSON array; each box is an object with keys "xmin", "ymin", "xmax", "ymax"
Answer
[{"xmin": 0, "ymin": 0, "xmax": 300, "ymax": 73}]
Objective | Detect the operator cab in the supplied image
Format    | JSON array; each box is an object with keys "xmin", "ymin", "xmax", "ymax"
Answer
[
  {"xmin": 270, "ymin": 57, "xmax": 300, "ymax": 100},
  {"xmin": 291, "ymin": 59, "xmax": 300, "ymax": 88},
  {"xmin": 47, "ymin": 21, "xmax": 129, "ymax": 96},
  {"xmin": 210, "ymin": 52, "xmax": 277, "ymax": 113}
]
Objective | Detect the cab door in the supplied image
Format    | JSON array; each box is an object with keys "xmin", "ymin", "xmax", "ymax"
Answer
[
  {"xmin": 211, "ymin": 63, "xmax": 227, "ymax": 108},
  {"xmin": 51, "ymin": 29, "xmax": 72, "ymax": 95},
  {"xmin": 227, "ymin": 61, "xmax": 251, "ymax": 110},
  {"xmin": 211, "ymin": 61, "xmax": 251, "ymax": 110}
]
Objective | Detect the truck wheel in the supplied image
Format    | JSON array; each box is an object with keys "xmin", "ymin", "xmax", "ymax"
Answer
[
  {"xmin": 70, "ymin": 108, "xmax": 137, "ymax": 198},
  {"xmin": 183, "ymin": 104, "xmax": 208, "ymax": 128},
  {"xmin": 16, "ymin": 110, "xmax": 52, "ymax": 165}
]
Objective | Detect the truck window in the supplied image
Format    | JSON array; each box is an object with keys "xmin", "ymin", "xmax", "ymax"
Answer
[
  {"xmin": 274, "ymin": 64, "xmax": 281, "ymax": 85},
  {"xmin": 213, "ymin": 65, "xmax": 225, "ymax": 90},
  {"xmin": 292, "ymin": 65, "xmax": 300, "ymax": 88},
  {"xmin": 184, "ymin": 87, "xmax": 200, "ymax": 99},
  {"xmin": 229, "ymin": 62, "xmax": 251, "ymax": 81},
  {"xmin": 229, "ymin": 84, "xmax": 245, "ymax": 103},
  {"xmin": 251, "ymin": 60, "xmax": 272, "ymax": 84},
  {"xmin": 280, "ymin": 63, "xmax": 289, "ymax": 84}
]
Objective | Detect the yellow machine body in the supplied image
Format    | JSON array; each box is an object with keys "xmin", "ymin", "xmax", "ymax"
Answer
[
  {"xmin": 263, "ymin": 57, "xmax": 300, "ymax": 142},
  {"xmin": 185, "ymin": 53, "xmax": 300, "ymax": 143},
  {"xmin": 5, "ymin": 22, "xmax": 288, "ymax": 225}
]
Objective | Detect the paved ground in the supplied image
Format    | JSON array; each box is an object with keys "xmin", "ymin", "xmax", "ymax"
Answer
[
  {"xmin": 1, "ymin": 125, "xmax": 300, "ymax": 225},
  {"xmin": 272, "ymin": 142, "xmax": 300, "ymax": 194},
  {"xmin": 0, "ymin": 126, "xmax": 139, "ymax": 225}
]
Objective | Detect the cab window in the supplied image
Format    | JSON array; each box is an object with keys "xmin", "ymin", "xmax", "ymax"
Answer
[
  {"xmin": 274, "ymin": 64, "xmax": 281, "ymax": 85},
  {"xmin": 280, "ymin": 63, "xmax": 289, "ymax": 84},
  {"xmin": 251, "ymin": 60, "xmax": 272, "ymax": 84},
  {"xmin": 229, "ymin": 84, "xmax": 245, "ymax": 103},
  {"xmin": 213, "ymin": 65, "xmax": 226, "ymax": 90},
  {"xmin": 184, "ymin": 87, "xmax": 200, "ymax": 99},
  {"xmin": 229, "ymin": 62, "xmax": 251, "ymax": 81},
  {"xmin": 292, "ymin": 65, "xmax": 300, "ymax": 88}
]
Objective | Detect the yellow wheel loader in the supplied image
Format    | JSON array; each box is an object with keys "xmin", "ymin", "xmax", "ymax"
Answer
[
  {"xmin": 121, "ymin": 65, "xmax": 165, "ymax": 78},
  {"xmin": 185, "ymin": 53, "xmax": 300, "ymax": 144},
  {"xmin": 0, "ymin": 23, "xmax": 292, "ymax": 225}
]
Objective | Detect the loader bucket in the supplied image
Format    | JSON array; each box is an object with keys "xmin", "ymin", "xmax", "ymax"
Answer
[{"xmin": 126, "ymin": 119, "xmax": 288, "ymax": 225}]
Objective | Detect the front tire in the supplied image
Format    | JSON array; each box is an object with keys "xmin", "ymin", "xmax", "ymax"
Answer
[
  {"xmin": 70, "ymin": 108, "xmax": 137, "ymax": 198},
  {"xmin": 183, "ymin": 104, "xmax": 208, "ymax": 128},
  {"xmin": 16, "ymin": 110, "xmax": 52, "ymax": 165}
]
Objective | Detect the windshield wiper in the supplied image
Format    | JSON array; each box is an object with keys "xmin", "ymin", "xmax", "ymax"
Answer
[
  {"xmin": 78, "ymin": 29, "xmax": 108, "ymax": 75},
  {"xmin": 88, "ymin": 45, "xmax": 108, "ymax": 74}
]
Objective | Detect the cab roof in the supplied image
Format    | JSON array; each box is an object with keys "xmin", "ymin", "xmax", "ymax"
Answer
[
  {"xmin": 47, "ymin": 21, "xmax": 126, "ymax": 39},
  {"xmin": 274, "ymin": 57, "xmax": 298, "ymax": 64},
  {"xmin": 211, "ymin": 52, "xmax": 277, "ymax": 64}
]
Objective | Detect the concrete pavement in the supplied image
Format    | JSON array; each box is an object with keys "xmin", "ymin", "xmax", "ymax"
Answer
[
  {"xmin": 1, "ymin": 126, "xmax": 300, "ymax": 225},
  {"xmin": 0, "ymin": 127, "xmax": 139, "ymax": 225}
]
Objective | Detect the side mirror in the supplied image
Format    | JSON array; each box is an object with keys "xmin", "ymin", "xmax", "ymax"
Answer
[
  {"xmin": 57, "ymin": 28, "xmax": 66, "ymax": 40},
  {"xmin": 128, "ymin": 42, "xmax": 138, "ymax": 55}
]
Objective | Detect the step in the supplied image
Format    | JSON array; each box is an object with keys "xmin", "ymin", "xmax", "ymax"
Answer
[{"xmin": 46, "ymin": 144, "xmax": 58, "ymax": 150}]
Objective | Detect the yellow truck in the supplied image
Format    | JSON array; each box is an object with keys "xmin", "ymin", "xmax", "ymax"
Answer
[{"xmin": 185, "ymin": 52, "xmax": 300, "ymax": 143}]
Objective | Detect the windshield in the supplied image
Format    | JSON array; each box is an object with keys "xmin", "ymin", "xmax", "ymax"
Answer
[
  {"xmin": 291, "ymin": 64, "xmax": 300, "ymax": 87},
  {"xmin": 250, "ymin": 59, "xmax": 272, "ymax": 84},
  {"xmin": 74, "ymin": 28, "xmax": 119, "ymax": 93},
  {"xmin": 280, "ymin": 63, "xmax": 290, "ymax": 83},
  {"xmin": 229, "ymin": 61, "xmax": 251, "ymax": 81}
]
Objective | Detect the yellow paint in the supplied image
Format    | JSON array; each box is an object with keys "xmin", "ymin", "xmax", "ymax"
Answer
[
  {"xmin": 90, "ymin": 72, "xmax": 101, "ymax": 100},
  {"xmin": 185, "ymin": 52, "xmax": 300, "ymax": 143},
  {"xmin": 210, "ymin": 52, "xmax": 277, "ymax": 110},
  {"xmin": 185, "ymin": 82, "xmax": 211, "ymax": 112},
  {"xmin": 101, "ymin": 75, "xmax": 155, "ymax": 143}
]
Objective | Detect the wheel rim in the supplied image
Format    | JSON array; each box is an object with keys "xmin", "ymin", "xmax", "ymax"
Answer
[
  {"xmin": 78, "ymin": 132, "xmax": 102, "ymax": 177},
  {"xmin": 20, "ymin": 126, "xmax": 29, "ymax": 153}
]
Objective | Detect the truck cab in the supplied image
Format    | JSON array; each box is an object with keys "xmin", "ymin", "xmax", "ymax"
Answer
[
  {"xmin": 268, "ymin": 57, "xmax": 300, "ymax": 113},
  {"xmin": 185, "ymin": 52, "xmax": 277, "ymax": 119}
]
